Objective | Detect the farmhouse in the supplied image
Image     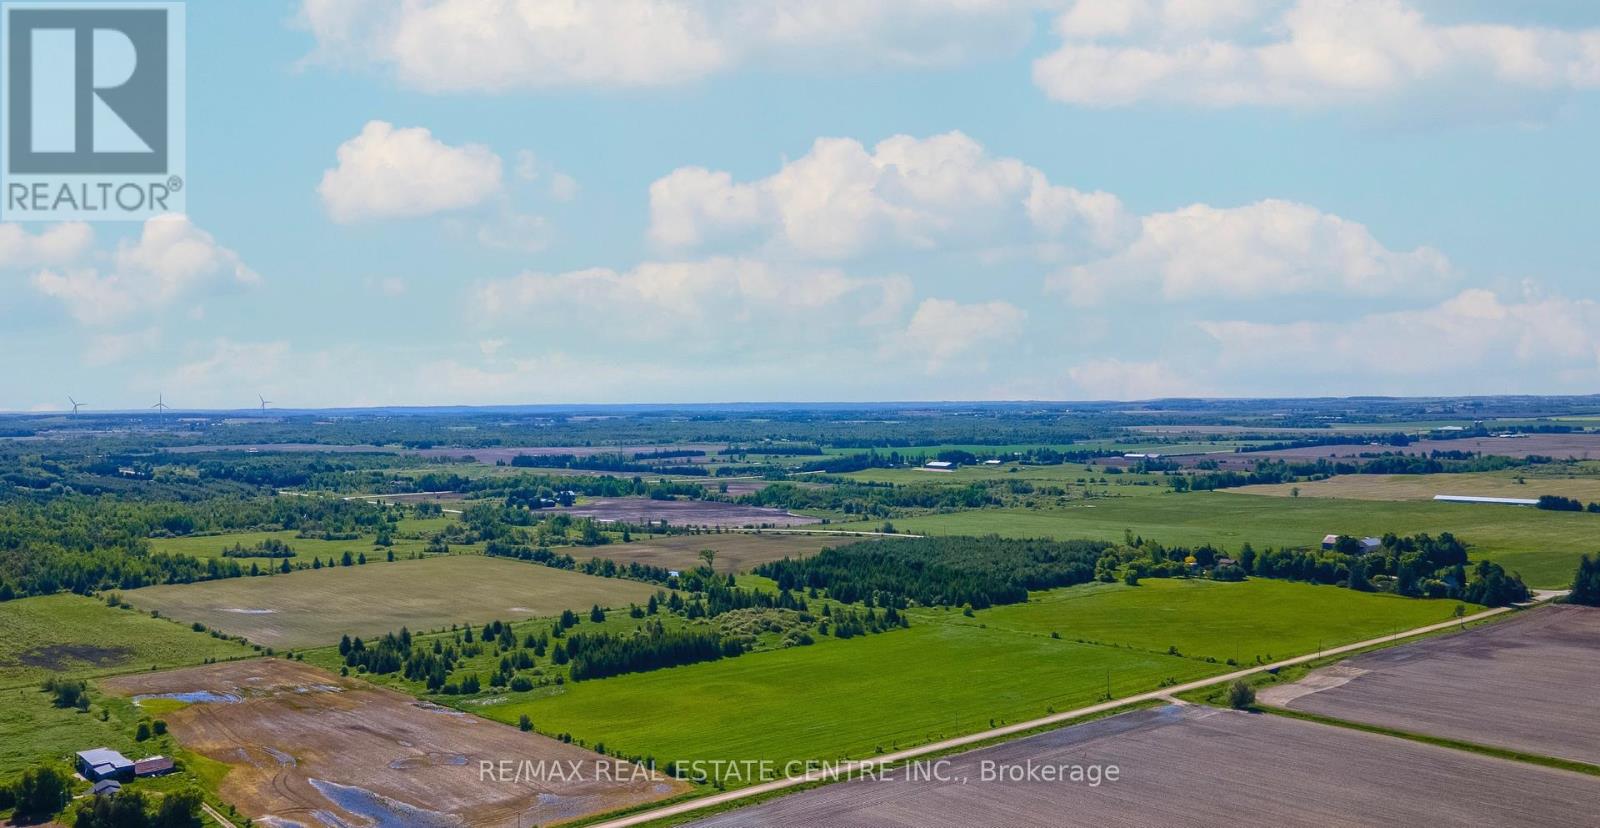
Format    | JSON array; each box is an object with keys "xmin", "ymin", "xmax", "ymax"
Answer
[
  {"xmin": 76, "ymin": 747, "xmax": 133, "ymax": 781},
  {"xmin": 91, "ymin": 779, "xmax": 122, "ymax": 796},
  {"xmin": 1320, "ymin": 535, "xmax": 1382, "ymax": 553}
]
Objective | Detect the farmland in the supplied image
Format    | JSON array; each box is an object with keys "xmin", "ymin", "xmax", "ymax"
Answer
[
  {"xmin": 963, "ymin": 579, "xmax": 1472, "ymax": 665},
  {"xmin": 831, "ymin": 492, "xmax": 1594, "ymax": 587},
  {"xmin": 565, "ymin": 496, "xmax": 821, "ymax": 527},
  {"xmin": 472, "ymin": 577, "xmax": 1464, "ymax": 782},
  {"xmin": 147, "ymin": 527, "xmax": 458, "ymax": 560},
  {"xmin": 0, "ymin": 593, "xmax": 254, "ymax": 689},
  {"xmin": 575, "ymin": 531, "xmax": 865, "ymax": 574},
  {"xmin": 120, "ymin": 555, "xmax": 660, "ymax": 649},
  {"xmin": 479, "ymin": 619, "xmax": 1222, "ymax": 781},
  {"xmin": 100, "ymin": 659, "xmax": 687, "ymax": 826},
  {"xmin": 1235, "ymin": 469, "xmax": 1600, "ymax": 503},
  {"xmin": 1261, "ymin": 605, "xmax": 1600, "ymax": 766},
  {"xmin": 689, "ymin": 705, "xmax": 1600, "ymax": 827},
  {"xmin": 6, "ymin": 399, "xmax": 1600, "ymax": 825}
]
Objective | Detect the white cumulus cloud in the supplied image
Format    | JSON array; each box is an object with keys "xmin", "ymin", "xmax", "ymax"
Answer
[
  {"xmin": 298, "ymin": 0, "xmax": 1043, "ymax": 92},
  {"xmin": 319, "ymin": 120, "xmax": 504, "ymax": 222},
  {"xmin": 888, "ymin": 297, "xmax": 1026, "ymax": 373},
  {"xmin": 649, "ymin": 131, "xmax": 1130, "ymax": 259},
  {"xmin": 31, "ymin": 215, "xmax": 257, "ymax": 326},
  {"xmin": 1198, "ymin": 289, "xmax": 1600, "ymax": 392},
  {"xmin": 1049, "ymin": 198, "xmax": 1451, "ymax": 304},
  {"xmin": 1034, "ymin": 0, "xmax": 1600, "ymax": 110},
  {"xmin": 0, "ymin": 223, "xmax": 94, "ymax": 269}
]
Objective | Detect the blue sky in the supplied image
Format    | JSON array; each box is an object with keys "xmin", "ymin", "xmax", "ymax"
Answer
[{"xmin": 4, "ymin": 0, "xmax": 1600, "ymax": 410}]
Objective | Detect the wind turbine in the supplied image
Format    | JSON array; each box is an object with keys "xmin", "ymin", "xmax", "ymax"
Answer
[
  {"xmin": 68, "ymin": 396, "xmax": 85, "ymax": 415},
  {"xmin": 152, "ymin": 393, "xmax": 170, "ymax": 416},
  {"xmin": 258, "ymin": 394, "xmax": 271, "ymax": 412}
]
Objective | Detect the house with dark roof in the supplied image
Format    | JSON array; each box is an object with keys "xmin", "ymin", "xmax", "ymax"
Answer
[{"xmin": 135, "ymin": 755, "xmax": 176, "ymax": 776}]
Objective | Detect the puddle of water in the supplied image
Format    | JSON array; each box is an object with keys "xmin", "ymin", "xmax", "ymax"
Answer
[
  {"xmin": 134, "ymin": 690, "xmax": 240, "ymax": 705},
  {"xmin": 309, "ymin": 779, "xmax": 463, "ymax": 828}
]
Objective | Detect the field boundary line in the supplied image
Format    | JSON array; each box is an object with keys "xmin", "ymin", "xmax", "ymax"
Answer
[
  {"xmin": 587, "ymin": 603, "xmax": 1515, "ymax": 828},
  {"xmin": 1261, "ymin": 706, "xmax": 1600, "ymax": 778}
]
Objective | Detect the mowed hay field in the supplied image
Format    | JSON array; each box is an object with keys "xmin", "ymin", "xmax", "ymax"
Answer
[
  {"xmin": 482, "ymin": 621, "xmax": 1222, "ymax": 780},
  {"xmin": 578, "ymin": 532, "xmax": 867, "ymax": 574},
  {"xmin": 148, "ymin": 527, "xmax": 457, "ymax": 560},
  {"xmin": 1262, "ymin": 605, "xmax": 1600, "ymax": 766},
  {"xmin": 102, "ymin": 659, "xmax": 687, "ymax": 827},
  {"xmin": 478, "ymin": 578, "xmax": 1463, "ymax": 781},
  {"xmin": 960, "ymin": 579, "xmax": 1471, "ymax": 665},
  {"xmin": 121, "ymin": 555, "xmax": 660, "ymax": 649},
  {"xmin": 0, "ymin": 593, "xmax": 254, "ymax": 689},
  {"xmin": 689, "ymin": 705, "xmax": 1600, "ymax": 827},
  {"xmin": 833, "ymin": 492, "xmax": 1595, "ymax": 588},
  {"xmin": 1235, "ymin": 470, "xmax": 1600, "ymax": 503}
]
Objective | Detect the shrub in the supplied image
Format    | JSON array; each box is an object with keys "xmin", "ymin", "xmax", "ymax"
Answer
[{"xmin": 1227, "ymin": 679, "xmax": 1256, "ymax": 710}]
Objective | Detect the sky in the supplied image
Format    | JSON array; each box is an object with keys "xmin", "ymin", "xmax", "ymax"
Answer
[{"xmin": 4, "ymin": 0, "xmax": 1600, "ymax": 410}]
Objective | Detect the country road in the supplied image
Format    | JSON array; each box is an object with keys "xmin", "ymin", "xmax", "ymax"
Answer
[
  {"xmin": 589, "ymin": 603, "xmax": 1517, "ymax": 828},
  {"xmin": 201, "ymin": 802, "xmax": 237, "ymax": 828}
]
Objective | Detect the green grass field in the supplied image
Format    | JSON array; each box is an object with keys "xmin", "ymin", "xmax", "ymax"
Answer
[
  {"xmin": 0, "ymin": 684, "xmax": 132, "ymax": 780},
  {"xmin": 472, "ymin": 576, "xmax": 1461, "ymax": 782},
  {"xmin": 0, "ymin": 594, "xmax": 255, "ymax": 689},
  {"xmin": 832, "ymin": 492, "xmax": 1593, "ymax": 588},
  {"xmin": 148, "ymin": 528, "xmax": 457, "ymax": 561},
  {"xmin": 570, "ymin": 532, "xmax": 862, "ymax": 574},
  {"xmin": 121, "ymin": 555, "xmax": 661, "ymax": 650},
  {"xmin": 957, "ymin": 578, "xmax": 1472, "ymax": 665},
  {"xmin": 478, "ymin": 621, "xmax": 1219, "ymax": 779},
  {"xmin": 1235, "ymin": 470, "xmax": 1600, "ymax": 503},
  {"xmin": 840, "ymin": 464, "xmax": 1173, "ymax": 488}
]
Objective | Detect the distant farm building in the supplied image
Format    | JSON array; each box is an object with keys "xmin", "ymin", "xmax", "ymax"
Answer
[
  {"xmin": 134, "ymin": 755, "xmax": 176, "ymax": 776},
  {"xmin": 982, "ymin": 459, "xmax": 1002, "ymax": 465},
  {"xmin": 1122, "ymin": 452, "xmax": 1162, "ymax": 460},
  {"xmin": 1321, "ymin": 535, "xmax": 1382, "ymax": 553},
  {"xmin": 91, "ymin": 779, "xmax": 122, "ymax": 796},
  {"xmin": 1433, "ymin": 495, "xmax": 1538, "ymax": 506},
  {"xmin": 77, "ymin": 747, "xmax": 133, "ymax": 782},
  {"xmin": 921, "ymin": 460, "xmax": 956, "ymax": 472}
]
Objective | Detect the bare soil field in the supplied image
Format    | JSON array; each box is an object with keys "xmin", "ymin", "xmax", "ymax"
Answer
[
  {"xmin": 578, "ymin": 533, "xmax": 864, "ymax": 574},
  {"xmin": 563, "ymin": 498, "xmax": 820, "ymax": 528},
  {"xmin": 121, "ymin": 556, "xmax": 659, "ymax": 649},
  {"xmin": 102, "ymin": 660, "xmax": 686, "ymax": 827},
  {"xmin": 1260, "ymin": 605, "xmax": 1600, "ymax": 766},
  {"xmin": 691, "ymin": 704, "xmax": 1600, "ymax": 827}
]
